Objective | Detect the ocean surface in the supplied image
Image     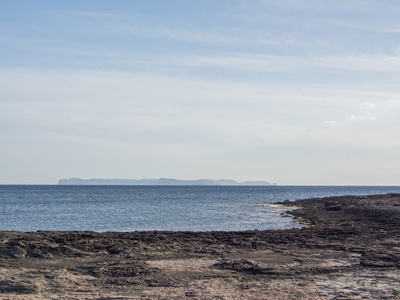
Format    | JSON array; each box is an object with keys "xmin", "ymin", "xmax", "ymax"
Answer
[{"xmin": 1, "ymin": 185, "xmax": 400, "ymax": 232}]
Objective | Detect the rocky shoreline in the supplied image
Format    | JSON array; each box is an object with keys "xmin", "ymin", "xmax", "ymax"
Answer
[{"xmin": 1, "ymin": 194, "xmax": 400, "ymax": 299}]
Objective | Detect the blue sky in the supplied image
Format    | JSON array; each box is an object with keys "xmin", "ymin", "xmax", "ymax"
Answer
[{"xmin": 1, "ymin": 0, "xmax": 400, "ymax": 185}]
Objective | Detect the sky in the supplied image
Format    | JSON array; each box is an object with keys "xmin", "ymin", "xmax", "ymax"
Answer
[{"xmin": 1, "ymin": 0, "xmax": 400, "ymax": 185}]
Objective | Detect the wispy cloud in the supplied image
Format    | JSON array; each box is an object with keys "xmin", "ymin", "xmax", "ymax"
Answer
[
  {"xmin": 6, "ymin": 31, "xmax": 399, "ymax": 75},
  {"xmin": 184, "ymin": 53, "xmax": 400, "ymax": 73},
  {"xmin": 71, "ymin": 11, "xmax": 121, "ymax": 19},
  {"xmin": 255, "ymin": 0, "xmax": 399, "ymax": 16},
  {"xmin": 112, "ymin": 23, "xmax": 304, "ymax": 48}
]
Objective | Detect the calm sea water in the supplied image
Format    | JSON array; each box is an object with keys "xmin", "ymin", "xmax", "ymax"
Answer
[{"xmin": 1, "ymin": 185, "xmax": 400, "ymax": 232}]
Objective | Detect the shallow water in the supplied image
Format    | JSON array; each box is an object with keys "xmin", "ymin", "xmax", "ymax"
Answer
[{"xmin": 1, "ymin": 185, "xmax": 400, "ymax": 232}]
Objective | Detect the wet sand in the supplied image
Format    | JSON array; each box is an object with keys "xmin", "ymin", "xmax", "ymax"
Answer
[{"xmin": 1, "ymin": 193, "xmax": 400, "ymax": 299}]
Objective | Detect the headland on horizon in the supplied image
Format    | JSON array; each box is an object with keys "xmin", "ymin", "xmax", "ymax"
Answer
[{"xmin": 58, "ymin": 178, "xmax": 276, "ymax": 186}]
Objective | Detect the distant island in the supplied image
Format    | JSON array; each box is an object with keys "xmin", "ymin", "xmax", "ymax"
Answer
[{"xmin": 58, "ymin": 178, "xmax": 276, "ymax": 186}]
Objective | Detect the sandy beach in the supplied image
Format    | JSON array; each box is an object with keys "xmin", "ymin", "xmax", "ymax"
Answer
[{"xmin": 1, "ymin": 193, "xmax": 400, "ymax": 299}]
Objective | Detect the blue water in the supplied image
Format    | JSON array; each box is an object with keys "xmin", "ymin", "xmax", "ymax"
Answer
[{"xmin": 1, "ymin": 185, "xmax": 400, "ymax": 232}]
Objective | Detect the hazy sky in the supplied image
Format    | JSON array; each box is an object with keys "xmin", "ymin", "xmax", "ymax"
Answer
[{"xmin": 1, "ymin": 0, "xmax": 400, "ymax": 185}]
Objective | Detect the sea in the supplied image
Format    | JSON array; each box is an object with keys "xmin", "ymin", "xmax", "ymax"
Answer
[{"xmin": 1, "ymin": 185, "xmax": 400, "ymax": 232}]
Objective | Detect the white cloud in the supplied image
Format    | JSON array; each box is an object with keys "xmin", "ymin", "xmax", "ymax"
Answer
[
  {"xmin": 348, "ymin": 114, "xmax": 377, "ymax": 121},
  {"xmin": 361, "ymin": 102, "xmax": 376, "ymax": 110},
  {"xmin": 323, "ymin": 121, "xmax": 342, "ymax": 127}
]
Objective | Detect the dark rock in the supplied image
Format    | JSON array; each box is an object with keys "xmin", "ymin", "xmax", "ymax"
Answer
[
  {"xmin": 86, "ymin": 261, "xmax": 159, "ymax": 278},
  {"xmin": 325, "ymin": 205, "xmax": 343, "ymax": 211},
  {"xmin": 212, "ymin": 259, "xmax": 273, "ymax": 274},
  {"xmin": 107, "ymin": 245, "xmax": 126, "ymax": 254},
  {"xmin": 0, "ymin": 247, "xmax": 26, "ymax": 259},
  {"xmin": 0, "ymin": 280, "xmax": 39, "ymax": 294},
  {"xmin": 185, "ymin": 290, "xmax": 198, "ymax": 297}
]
